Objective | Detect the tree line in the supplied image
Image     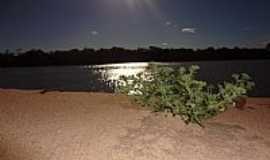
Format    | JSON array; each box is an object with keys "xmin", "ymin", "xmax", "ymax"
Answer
[{"xmin": 0, "ymin": 45, "xmax": 270, "ymax": 67}]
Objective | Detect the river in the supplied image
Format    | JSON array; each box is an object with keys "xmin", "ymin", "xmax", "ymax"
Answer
[{"xmin": 0, "ymin": 60, "xmax": 269, "ymax": 96}]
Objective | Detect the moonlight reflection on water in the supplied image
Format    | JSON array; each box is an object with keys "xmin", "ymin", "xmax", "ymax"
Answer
[{"xmin": 90, "ymin": 62, "xmax": 149, "ymax": 81}]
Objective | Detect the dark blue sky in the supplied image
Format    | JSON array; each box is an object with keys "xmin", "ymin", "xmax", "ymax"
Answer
[{"xmin": 1, "ymin": 0, "xmax": 270, "ymax": 51}]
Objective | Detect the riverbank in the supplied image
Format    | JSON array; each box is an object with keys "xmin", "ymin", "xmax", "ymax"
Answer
[{"xmin": 0, "ymin": 89, "xmax": 270, "ymax": 160}]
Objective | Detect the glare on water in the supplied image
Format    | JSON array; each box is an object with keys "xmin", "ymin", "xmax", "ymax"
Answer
[{"xmin": 91, "ymin": 62, "xmax": 149, "ymax": 81}]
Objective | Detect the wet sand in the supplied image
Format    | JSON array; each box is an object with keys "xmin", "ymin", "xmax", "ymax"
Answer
[{"xmin": 0, "ymin": 89, "xmax": 270, "ymax": 160}]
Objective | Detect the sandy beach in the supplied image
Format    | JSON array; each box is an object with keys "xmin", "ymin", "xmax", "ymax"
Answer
[{"xmin": 0, "ymin": 89, "xmax": 270, "ymax": 160}]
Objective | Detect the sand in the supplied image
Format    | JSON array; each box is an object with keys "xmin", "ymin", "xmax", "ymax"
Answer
[{"xmin": 0, "ymin": 89, "xmax": 270, "ymax": 160}]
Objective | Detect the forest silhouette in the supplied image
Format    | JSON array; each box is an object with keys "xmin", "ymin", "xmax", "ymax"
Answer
[{"xmin": 0, "ymin": 45, "xmax": 270, "ymax": 67}]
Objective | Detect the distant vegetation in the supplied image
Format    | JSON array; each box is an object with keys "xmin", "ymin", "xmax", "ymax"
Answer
[
  {"xmin": 267, "ymin": 43, "xmax": 270, "ymax": 51},
  {"xmin": 117, "ymin": 64, "xmax": 254, "ymax": 126},
  {"xmin": 0, "ymin": 45, "xmax": 270, "ymax": 67}
]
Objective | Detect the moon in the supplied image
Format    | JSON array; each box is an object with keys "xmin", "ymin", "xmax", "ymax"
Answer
[
  {"xmin": 103, "ymin": 0, "xmax": 162, "ymax": 18},
  {"xmin": 123, "ymin": 0, "xmax": 161, "ymax": 18},
  {"xmin": 106, "ymin": 0, "xmax": 159, "ymax": 13},
  {"xmin": 125, "ymin": 0, "xmax": 157, "ymax": 10}
]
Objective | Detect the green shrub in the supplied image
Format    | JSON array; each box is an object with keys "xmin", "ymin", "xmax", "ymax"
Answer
[{"xmin": 117, "ymin": 64, "xmax": 255, "ymax": 126}]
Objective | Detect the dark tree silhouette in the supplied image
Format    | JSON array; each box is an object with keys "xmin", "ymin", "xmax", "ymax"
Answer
[
  {"xmin": 0, "ymin": 46, "xmax": 270, "ymax": 67},
  {"xmin": 266, "ymin": 43, "xmax": 270, "ymax": 51}
]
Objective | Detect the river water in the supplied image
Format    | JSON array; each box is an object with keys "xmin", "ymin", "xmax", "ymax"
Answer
[{"xmin": 0, "ymin": 60, "xmax": 269, "ymax": 96}]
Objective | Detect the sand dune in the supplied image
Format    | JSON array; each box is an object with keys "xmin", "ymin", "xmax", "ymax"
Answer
[{"xmin": 0, "ymin": 89, "xmax": 270, "ymax": 160}]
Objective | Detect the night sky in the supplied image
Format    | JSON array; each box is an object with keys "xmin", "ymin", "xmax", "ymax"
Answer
[{"xmin": 1, "ymin": 0, "xmax": 270, "ymax": 51}]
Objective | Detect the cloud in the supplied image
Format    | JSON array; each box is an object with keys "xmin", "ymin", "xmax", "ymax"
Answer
[
  {"xmin": 181, "ymin": 28, "xmax": 196, "ymax": 33},
  {"xmin": 261, "ymin": 40, "xmax": 270, "ymax": 46},
  {"xmin": 91, "ymin": 31, "xmax": 99, "ymax": 36},
  {"xmin": 165, "ymin": 21, "xmax": 172, "ymax": 26},
  {"xmin": 161, "ymin": 42, "xmax": 169, "ymax": 46}
]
